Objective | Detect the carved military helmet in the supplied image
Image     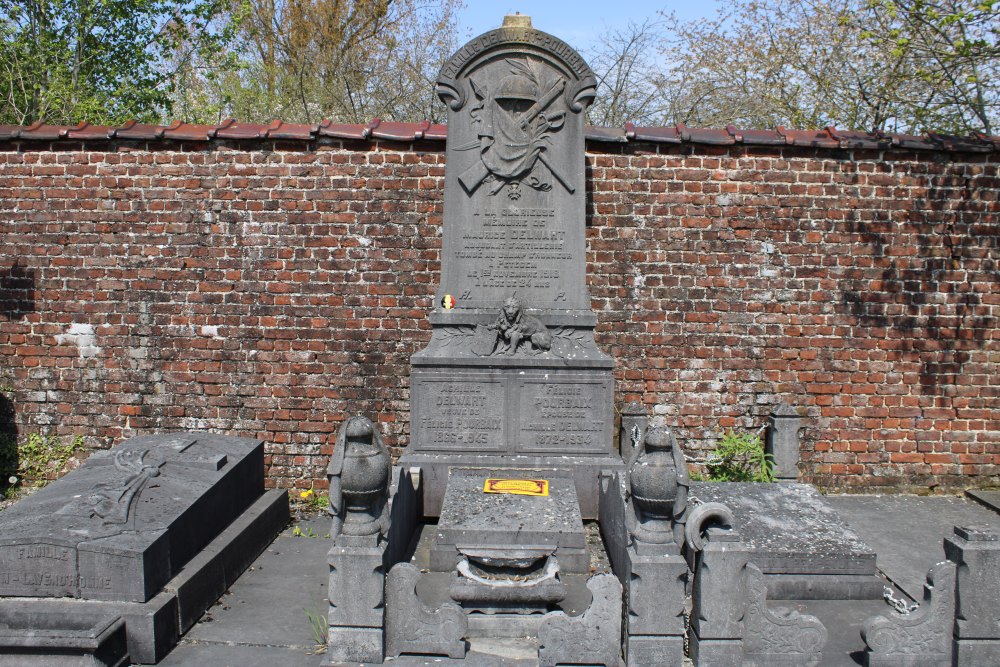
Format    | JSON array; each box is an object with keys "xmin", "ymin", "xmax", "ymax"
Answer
[{"xmin": 495, "ymin": 74, "xmax": 537, "ymax": 102}]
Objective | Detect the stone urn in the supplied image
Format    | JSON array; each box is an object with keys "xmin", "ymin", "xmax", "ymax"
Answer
[
  {"xmin": 328, "ymin": 415, "xmax": 391, "ymax": 537},
  {"xmin": 627, "ymin": 427, "xmax": 684, "ymax": 544}
]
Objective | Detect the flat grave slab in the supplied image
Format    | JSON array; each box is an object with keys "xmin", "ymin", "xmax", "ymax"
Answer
[
  {"xmin": 691, "ymin": 482, "xmax": 881, "ymax": 599},
  {"xmin": 828, "ymin": 494, "xmax": 1000, "ymax": 600},
  {"xmin": 431, "ymin": 468, "xmax": 587, "ymax": 573}
]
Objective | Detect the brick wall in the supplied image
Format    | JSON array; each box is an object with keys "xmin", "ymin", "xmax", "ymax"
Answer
[{"xmin": 1, "ymin": 136, "xmax": 997, "ymax": 492}]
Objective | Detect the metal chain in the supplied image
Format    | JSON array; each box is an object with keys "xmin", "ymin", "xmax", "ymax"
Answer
[{"xmin": 883, "ymin": 586, "xmax": 918, "ymax": 615}]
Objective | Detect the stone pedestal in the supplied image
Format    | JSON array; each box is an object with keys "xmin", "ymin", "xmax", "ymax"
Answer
[
  {"xmin": 430, "ymin": 468, "xmax": 587, "ymax": 574},
  {"xmin": 690, "ymin": 528, "xmax": 748, "ymax": 667},
  {"xmin": 944, "ymin": 525, "xmax": 1000, "ymax": 665},
  {"xmin": 326, "ymin": 537, "xmax": 387, "ymax": 664}
]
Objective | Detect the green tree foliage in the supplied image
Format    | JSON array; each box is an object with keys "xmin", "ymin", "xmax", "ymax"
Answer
[
  {"xmin": 173, "ymin": 0, "xmax": 461, "ymax": 124},
  {"xmin": 0, "ymin": 0, "xmax": 232, "ymax": 125},
  {"xmin": 587, "ymin": 0, "xmax": 997, "ymax": 133},
  {"xmin": 860, "ymin": 0, "xmax": 999, "ymax": 133}
]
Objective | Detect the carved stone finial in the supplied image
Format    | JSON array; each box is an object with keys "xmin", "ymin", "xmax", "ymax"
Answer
[
  {"xmin": 625, "ymin": 427, "xmax": 689, "ymax": 546},
  {"xmin": 744, "ymin": 563, "xmax": 828, "ymax": 665},
  {"xmin": 385, "ymin": 563, "xmax": 467, "ymax": 659},
  {"xmin": 862, "ymin": 560, "xmax": 956, "ymax": 666},
  {"xmin": 538, "ymin": 574, "xmax": 624, "ymax": 667},
  {"xmin": 502, "ymin": 13, "xmax": 532, "ymax": 28},
  {"xmin": 619, "ymin": 400, "xmax": 648, "ymax": 462},
  {"xmin": 327, "ymin": 415, "xmax": 391, "ymax": 539}
]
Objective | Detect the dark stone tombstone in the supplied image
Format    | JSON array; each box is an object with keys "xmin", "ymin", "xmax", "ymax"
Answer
[
  {"xmin": 0, "ymin": 433, "xmax": 289, "ymax": 664},
  {"xmin": 402, "ymin": 13, "xmax": 620, "ymax": 519}
]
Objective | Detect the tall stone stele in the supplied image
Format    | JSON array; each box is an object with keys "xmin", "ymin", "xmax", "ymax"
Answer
[{"xmin": 402, "ymin": 14, "xmax": 619, "ymax": 517}]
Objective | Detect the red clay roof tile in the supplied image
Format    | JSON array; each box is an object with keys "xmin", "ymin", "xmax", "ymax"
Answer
[
  {"xmin": 16, "ymin": 121, "xmax": 69, "ymax": 140},
  {"xmin": 209, "ymin": 119, "xmax": 266, "ymax": 140},
  {"xmin": 160, "ymin": 120, "xmax": 214, "ymax": 141},
  {"xmin": 0, "ymin": 118, "xmax": 995, "ymax": 155},
  {"xmin": 630, "ymin": 125, "xmax": 682, "ymax": 143},
  {"xmin": 585, "ymin": 126, "xmax": 628, "ymax": 142},
  {"xmin": 110, "ymin": 120, "xmax": 164, "ymax": 140},
  {"xmin": 317, "ymin": 120, "xmax": 369, "ymax": 140},
  {"xmin": 262, "ymin": 120, "xmax": 316, "ymax": 140}
]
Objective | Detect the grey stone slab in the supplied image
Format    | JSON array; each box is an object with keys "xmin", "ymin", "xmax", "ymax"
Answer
[
  {"xmin": 158, "ymin": 642, "xmax": 321, "ymax": 667},
  {"xmin": 965, "ymin": 488, "xmax": 1000, "ymax": 515},
  {"xmin": 779, "ymin": 598, "xmax": 893, "ymax": 667},
  {"xmin": 182, "ymin": 515, "xmax": 330, "ymax": 649},
  {"xmin": 742, "ymin": 564, "xmax": 828, "ymax": 667},
  {"xmin": 537, "ymin": 574, "xmax": 623, "ymax": 667},
  {"xmin": 326, "ymin": 626, "xmax": 385, "ymax": 665},
  {"xmin": 431, "ymin": 468, "xmax": 588, "ymax": 573},
  {"xmin": 0, "ymin": 590, "xmax": 178, "ymax": 665},
  {"xmin": 434, "ymin": 21, "xmax": 596, "ymax": 312},
  {"xmin": 625, "ymin": 635, "xmax": 684, "ymax": 667},
  {"xmin": 955, "ymin": 639, "xmax": 1000, "ymax": 665},
  {"xmin": 385, "ymin": 563, "xmax": 467, "ymax": 659},
  {"xmin": 689, "ymin": 637, "xmax": 743, "ymax": 667},
  {"xmin": 164, "ymin": 488, "xmax": 289, "ymax": 633},
  {"xmin": 0, "ymin": 611, "xmax": 128, "ymax": 667},
  {"xmin": 409, "ymin": 368, "xmax": 613, "ymax": 456},
  {"xmin": 691, "ymin": 483, "xmax": 879, "ymax": 599},
  {"xmin": 828, "ymin": 494, "xmax": 1000, "ymax": 600},
  {"xmin": 766, "ymin": 403, "xmax": 803, "ymax": 482},
  {"xmin": 0, "ymin": 433, "xmax": 263, "ymax": 603}
]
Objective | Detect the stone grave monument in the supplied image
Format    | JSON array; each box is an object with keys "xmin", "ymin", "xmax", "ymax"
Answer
[
  {"xmin": 400, "ymin": 11, "xmax": 620, "ymax": 519},
  {"xmin": 0, "ymin": 433, "xmax": 288, "ymax": 665}
]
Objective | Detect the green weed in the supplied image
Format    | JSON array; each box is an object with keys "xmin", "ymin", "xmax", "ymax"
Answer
[{"xmin": 705, "ymin": 430, "xmax": 774, "ymax": 483}]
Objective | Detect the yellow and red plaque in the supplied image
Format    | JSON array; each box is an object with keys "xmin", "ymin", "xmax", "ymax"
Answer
[{"xmin": 483, "ymin": 478, "xmax": 549, "ymax": 496}]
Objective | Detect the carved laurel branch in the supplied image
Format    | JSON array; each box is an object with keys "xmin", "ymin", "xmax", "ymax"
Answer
[
  {"xmin": 549, "ymin": 327, "xmax": 592, "ymax": 356},
  {"xmin": 436, "ymin": 325, "xmax": 476, "ymax": 347}
]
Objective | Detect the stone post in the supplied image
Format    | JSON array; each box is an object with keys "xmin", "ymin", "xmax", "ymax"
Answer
[
  {"xmin": 766, "ymin": 403, "xmax": 802, "ymax": 482},
  {"xmin": 623, "ymin": 543, "xmax": 688, "ymax": 665},
  {"xmin": 689, "ymin": 526, "xmax": 748, "ymax": 667},
  {"xmin": 325, "ymin": 535, "xmax": 387, "ymax": 664},
  {"xmin": 619, "ymin": 400, "xmax": 648, "ymax": 462},
  {"xmin": 944, "ymin": 525, "xmax": 1000, "ymax": 665}
]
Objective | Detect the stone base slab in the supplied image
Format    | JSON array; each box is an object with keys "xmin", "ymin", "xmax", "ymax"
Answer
[
  {"xmin": 399, "ymin": 453, "xmax": 623, "ymax": 519},
  {"xmin": 0, "ymin": 611, "xmax": 128, "ymax": 667}
]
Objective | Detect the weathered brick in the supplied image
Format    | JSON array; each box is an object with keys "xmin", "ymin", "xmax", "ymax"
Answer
[{"xmin": 0, "ymin": 139, "xmax": 996, "ymax": 492}]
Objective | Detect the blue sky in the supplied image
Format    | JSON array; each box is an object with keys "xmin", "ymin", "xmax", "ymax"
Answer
[{"xmin": 456, "ymin": 1, "xmax": 720, "ymax": 52}]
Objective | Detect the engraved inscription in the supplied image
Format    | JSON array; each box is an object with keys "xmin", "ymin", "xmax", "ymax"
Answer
[
  {"xmin": 517, "ymin": 382, "xmax": 608, "ymax": 453},
  {"xmin": 460, "ymin": 207, "xmax": 568, "ymax": 291},
  {"xmin": 416, "ymin": 379, "xmax": 505, "ymax": 451}
]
